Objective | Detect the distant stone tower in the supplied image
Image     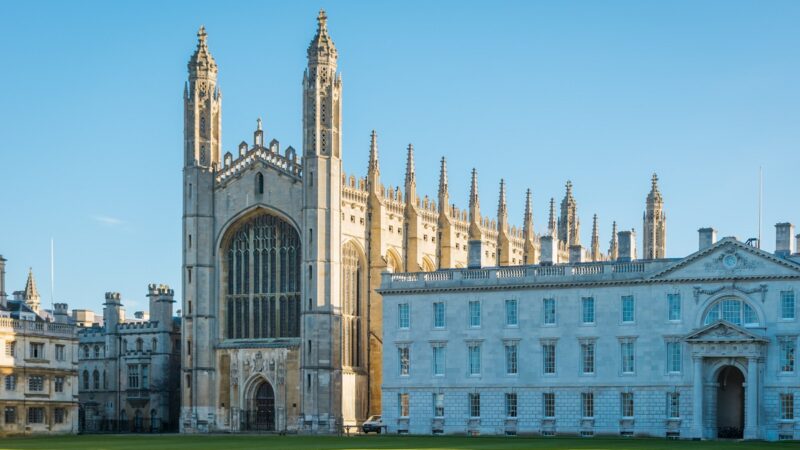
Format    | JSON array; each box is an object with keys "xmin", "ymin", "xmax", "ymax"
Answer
[
  {"xmin": 558, "ymin": 181, "xmax": 580, "ymax": 247},
  {"xmin": 608, "ymin": 221, "xmax": 619, "ymax": 261},
  {"xmin": 302, "ymin": 9, "xmax": 344, "ymax": 432},
  {"xmin": 642, "ymin": 173, "xmax": 666, "ymax": 259}
]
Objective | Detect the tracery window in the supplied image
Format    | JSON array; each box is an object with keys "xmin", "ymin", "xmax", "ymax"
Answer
[
  {"xmin": 225, "ymin": 213, "xmax": 301, "ymax": 339},
  {"xmin": 703, "ymin": 298, "xmax": 759, "ymax": 327},
  {"xmin": 341, "ymin": 242, "xmax": 364, "ymax": 368}
]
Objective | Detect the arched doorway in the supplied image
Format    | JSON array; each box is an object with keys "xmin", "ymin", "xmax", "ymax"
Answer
[
  {"xmin": 249, "ymin": 382, "xmax": 275, "ymax": 431},
  {"xmin": 716, "ymin": 366, "xmax": 744, "ymax": 438}
]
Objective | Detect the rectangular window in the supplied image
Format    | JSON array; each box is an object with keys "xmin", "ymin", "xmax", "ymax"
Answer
[
  {"xmin": 54, "ymin": 376, "xmax": 64, "ymax": 393},
  {"xmin": 621, "ymin": 392, "xmax": 634, "ymax": 417},
  {"xmin": 433, "ymin": 302, "xmax": 446, "ymax": 328},
  {"xmin": 398, "ymin": 303, "xmax": 410, "ymax": 329},
  {"xmin": 55, "ymin": 345, "xmax": 65, "ymax": 361},
  {"xmin": 469, "ymin": 393, "xmax": 481, "ymax": 418},
  {"xmin": 4, "ymin": 406, "xmax": 16, "ymax": 424},
  {"xmin": 398, "ymin": 347, "xmax": 410, "ymax": 376},
  {"xmin": 621, "ymin": 295, "xmax": 635, "ymax": 323},
  {"xmin": 505, "ymin": 393, "xmax": 518, "ymax": 418},
  {"xmin": 28, "ymin": 375, "xmax": 44, "ymax": 392},
  {"xmin": 433, "ymin": 393, "xmax": 444, "ymax": 417},
  {"xmin": 582, "ymin": 392, "xmax": 594, "ymax": 418},
  {"xmin": 432, "ymin": 346, "xmax": 445, "ymax": 376},
  {"xmin": 542, "ymin": 342, "xmax": 556, "ymax": 374},
  {"xmin": 621, "ymin": 341, "xmax": 635, "ymax": 374},
  {"xmin": 543, "ymin": 298, "xmax": 556, "ymax": 325},
  {"xmin": 780, "ymin": 338, "xmax": 796, "ymax": 373},
  {"xmin": 5, "ymin": 374, "xmax": 17, "ymax": 391},
  {"xmin": 128, "ymin": 364, "xmax": 139, "ymax": 388},
  {"xmin": 667, "ymin": 342, "xmax": 682, "ymax": 373},
  {"xmin": 469, "ymin": 301, "xmax": 481, "ymax": 327},
  {"xmin": 398, "ymin": 393, "xmax": 409, "ymax": 418},
  {"xmin": 505, "ymin": 343, "xmax": 518, "ymax": 375},
  {"xmin": 543, "ymin": 392, "xmax": 555, "ymax": 418},
  {"xmin": 781, "ymin": 291, "xmax": 796, "ymax": 320},
  {"xmin": 27, "ymin": 407, "xmax": 44, "ymax": 424},
  {"xmin": 581, "ymin": 341, "xmax": 595, "ymax": 374},
  {"xmin": 54, "ymin": 408, "xmax": 65, "ymax": 424},
  {"xmin": 5, "ymin": 341, "xmax": 16, "ymax": 357},
  {"xmin": 468, "ymin": 343, "xmax": 481, "ymax": 375},
  {"xmin": 142, "ymin": 365, "xmax": 149, "ymax": 389},
  {"xmin": 582, "ymin": 297, "xmax": 595, "ymax": 324},
  {"xmin": 667, "ymin": 392, "xmax": 680, "ymax": 418},
  {"xmin": 668, "ymin": 293, "xmax": 681, "ymax": 321},
  {"xmin": 780, "ymin": 393, "xmax": 794, "ymax": 420},
  {"xmin": 29, "ymin": 342, "xmax": 45, "ymax": 359},
  {"xmin": 505, "ymin": 299, "xmax": 518, "ymax": 326}
]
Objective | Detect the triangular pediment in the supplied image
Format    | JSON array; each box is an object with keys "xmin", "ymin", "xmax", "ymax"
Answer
[
  {"xmin": 650, "ymin": 238, "xmax": 800, "ymax": 280},
  {"xmin": 684, "ymin": 320, "xmax": 768, "ymax": 343}
]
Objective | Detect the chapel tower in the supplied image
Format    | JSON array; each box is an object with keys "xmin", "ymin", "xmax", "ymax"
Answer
[
  {"xmin": 643, "ymin": 173, "xmax": 667, "ymax": 259},
  {"xmin": 181, "ymin": 25, "xmax": 221, "ymax": 430},
  {"xmin": 301, "ymin": 9, "xmax": 344, "ymax": 431}
]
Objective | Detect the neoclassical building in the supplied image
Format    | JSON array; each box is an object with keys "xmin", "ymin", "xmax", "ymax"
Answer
[
  {"xmin": 180, "ymin": 11, "xmax": 666, "ymax": 433},
  {"xmin": 77, "ymin": 285, "xmax": 180, "ymax": 432},
  {"xmin": 380, "ymin": 226, "xmax": 800, "ymax": 440}
]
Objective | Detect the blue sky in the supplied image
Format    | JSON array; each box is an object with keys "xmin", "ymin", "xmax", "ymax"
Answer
[{"xmin": 1, "ymin": 1, "xmax": 798, "ymax": 313}]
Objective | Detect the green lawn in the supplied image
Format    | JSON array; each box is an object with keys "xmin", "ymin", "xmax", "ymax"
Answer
[{"xmin": 0, "ymin": 435, "xmax": 795, "ymax": 450}]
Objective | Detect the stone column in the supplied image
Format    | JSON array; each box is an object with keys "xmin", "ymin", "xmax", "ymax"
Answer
[
  {"xmin": 744, "ymin": 357, "xmax": 759, "ymax": 439},
  {"xmin": 692, "ymin": 357, "xmax": 704, "ymax": 439}
]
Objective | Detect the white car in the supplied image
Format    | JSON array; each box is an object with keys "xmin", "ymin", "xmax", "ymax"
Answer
[{"xmin": 361, "ymin": 415, "xmax": 384, "ymax": 434}]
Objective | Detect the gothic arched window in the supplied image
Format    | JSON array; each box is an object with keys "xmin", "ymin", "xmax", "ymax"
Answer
[
  {"xmin": 256, "ymin": 173, "xmax": 264, "ymax": 195},
  {"xmin": 82, "ymin": 370, "xmax": 89, "ymax": 390},
  {"xmin": 94, "ymin": 345, "xmax": 100, "ymax": 358},
  {"xmin": 93, "ymin": 369, "xmax": 100, "ymax": 390},
  {"xmin": 342, "ymin": 242, "xmax": 365, "ymax": 368},
  {"xmin": 136, "ymin": 339, "xmax": 144, "ymax": 352},
  {"xmin": 224, "ymin": 212, "xmax": 301, "ymax": 339}
]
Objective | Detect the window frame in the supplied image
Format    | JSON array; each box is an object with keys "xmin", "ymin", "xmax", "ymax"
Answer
[
  {"xmin": 542, "ymin": 298, "xmax": 556, "ymax": 326},
  {"xmin": 581, "ymin": 297, "xmax": 595, "ymax": 325},
  {"xmin": 433, "ymin": 302, "xmax": 446, "ymax": 329},
  {"xmin": 621, "ymin": 295, "xmax": 635, "ymax": 324},
  {"xmin": 505, "ymin": 299, "xmax": 518, "ymax": 327},
  {"xmin": 398, "ymin": 303, "xmax": 410, "ymax": 330},
  {"xmin": 468, "ymin": 301, "xmax": 481, "ymax": 328}
]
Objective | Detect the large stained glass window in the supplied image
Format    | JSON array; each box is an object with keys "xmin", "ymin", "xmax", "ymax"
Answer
[
  {"xmin": 225, "ymin": 213, "xmax": 301, "ymax": 339},
  {"xmin": 341, "ymin": 242, "xmax": 364, "ymax": 368}
]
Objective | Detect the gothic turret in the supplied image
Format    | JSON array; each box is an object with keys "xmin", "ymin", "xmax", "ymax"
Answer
[
  {"xmin": 437, "ymin": 157, "xmax": 455, "ymax": 269},
  {"xmin": 590, "ymin": 214, "xmax": 601, "ymax": 261},
  {"xmin": 547, "ymin": 198, "xmax": 557, "ymax": 238},
  {"xmin": 643, "ymin": 173, "xmax": 666, "ymax": 259},
  {"xmin": 497, "ymin": 179, "xmax": 511, "ymax": 266},
  {"xmin": 404, "ymin": 144, "xmax": 421, "ymax": 272},
  {"xmin": 367, "ymin": 130, "xmax": 380, "ymax": 193},
  {"xmin": 558, "ymin": 180, "xmax": 580, "ymax": 247},
  {"xmin": 608, "ymin": 221, "xmax": 619, "ymax": 261},
  {"xmin": 0, "ymin": 255, "xmax": 6, "ymax": 308},
  {"xmin": 467, "ymin": 169, "xmax": 483, "ymax": 268},
  {"xmin": 185, "ymin": 26, "xmax": 221, "ymax": 169},
  {"xmin": 23, "ymin": 268, "xmax": 40, "ymax": 313},
  {"xmin": 404, "ymin": 144, "xmax": 417, "ymax": 206},
  {"xmin": 437, "ymin": 157, "xmax": 449, "ymax": 215},
  {"xmin": 522, "ymin": 189, "xmax": 537, "ymax": 264}
]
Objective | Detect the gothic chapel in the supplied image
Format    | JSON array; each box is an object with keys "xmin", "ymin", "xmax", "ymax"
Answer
[{"xmin": 180, "ymin": 11, "xmax": 666, "ymax": 432}]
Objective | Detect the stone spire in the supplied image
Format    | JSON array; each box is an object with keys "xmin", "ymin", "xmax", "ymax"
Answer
[
  {"xmin": 367, "ymin": 130, "xmax": 380, "ymax": 193},
  {"xmin": 404, "ymin": 144, "xmax": 417, "ymax": 206},
  {"xmin": 547, "ymin": 197, "xmax": 557, "ymax": 237},
  {"xmin": 558, "ymin": 180, "xmax": 580, "ymax": 247},
  {"xmin": 437, "ymin": 157, "xmax": 449, "ymax": 214},
  {"xmin": 590, "ymin": 214, "xmax": 601, "ymax": 261},
  {"xmin": 497, "ymin": 179, "xmax": 508, "ymax": 230},
  {"xmin": 188, "ymin": 26, "xmax": 218, "ymax": 80},
  {"xmin": 643, "ymin": 173, "xmax": 666, "ymax": 259},
  {"xmin": 523, "ymin": 189, "xmax": 534, "ymax": 240},
  {"xmin": 307, "ymin": 9, "xmax": 337, "ymax": 68},
  {"xmin": 608, "ymin": 220, "xmax": 619, "ymax": 261},
  {"xmin": 468, "ymin": 169, "xmax": 481, "ymax": 240},
  {"xmin": 23, "ymin": 268, "xmax": 41, "ymax": 313}
]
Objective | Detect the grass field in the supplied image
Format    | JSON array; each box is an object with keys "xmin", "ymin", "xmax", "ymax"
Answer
[{"xmin": 0, "ymin": 435, "xmax": 796, "ymax": 450}]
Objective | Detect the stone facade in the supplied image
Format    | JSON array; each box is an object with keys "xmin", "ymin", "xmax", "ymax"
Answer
[
  {"xmin": 77, "ymin": 286, "xmax": 180, "ymax": 432},
  {"xmin": 380, "ymin": 229, "xmax": 800, "ymax": 440},
  {"xmin": 180, "ymin": 10, "xmax": 667, "ymax": 433},
  {"xmin": 0, "ymin": 261, "xmax": 79, "ymax": 435}
]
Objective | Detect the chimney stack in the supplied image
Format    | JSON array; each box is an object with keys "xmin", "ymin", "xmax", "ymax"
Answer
[
  {"xmin": 775, "ymin": 223, "xmax": 795, "ymax": 257},
  {"xmin": 617, "ymin": 230, "xmax": 637, "ymax": 262},
  {"xmin": 698, "ymin": 227, "xmax": 717, "ymax": 251},
  {"xmin": 569, "ymin": 245, "xmax": 584, "ymax": 264},
  {"xmin": 467, "ymin": 240, "xmax": 482, "ymax": 269},
  {"xmin": 540, "ymin": 236, "xmax": 557, "ymax": 265}
]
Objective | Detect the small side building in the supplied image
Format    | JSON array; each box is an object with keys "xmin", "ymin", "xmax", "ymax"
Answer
[
  {"xmin": 0, "ymin": 260, "xmax": 79, "ymax": 435},
  {"xmin": 78, "ymin": 284, "xmax": 181, "ymax": 432}
]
